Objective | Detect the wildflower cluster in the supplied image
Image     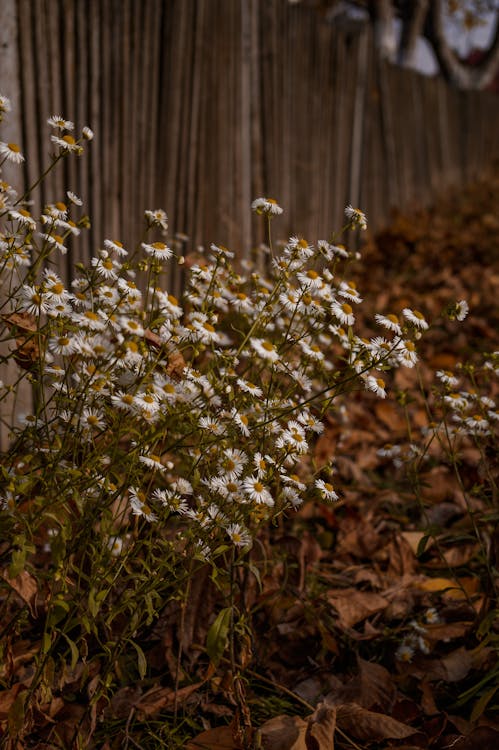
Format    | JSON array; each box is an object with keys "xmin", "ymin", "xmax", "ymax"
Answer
[
  {"xmin": 377, "ymin": 350, "xmax": 498, "ymax": 473},
  {"xmin": 0, "ymin": 101, "xmax": 437, "ymax": 567},
  {"xmin": 396, "ymin": 607, "xmax": 440, "ymax": 662}
]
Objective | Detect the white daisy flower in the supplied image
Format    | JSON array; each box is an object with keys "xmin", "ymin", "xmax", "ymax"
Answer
[
  {"xmin": 8, "ymin": 208, "xmax": 37, "ymax": 231},
  {"xmin": 50, "ymin": 134, "xmax": 82, "ymax": 154},
  {"xmin": 436, "ymin": 370, "xmax": 459, "ymax": 387},
  {"xmin": 345, "ymin": 204, "xmax": 367, "ymax": 230},
  {"xmin": 331, "ymin": 301, "xmax": 355, "ymax": 326},
  {"xmin": 0, "ymin": 142, "xmax": 25, "ymax": 163},
  {"xmin": 396, "ymin": 643, "xmax": 415, "ymax": 662},
  {"xmin": 236, "ymin": 378, "xmax": 263, "ymax": 398},
  {"xmin": 80, "ymin": 408, "xmax": 105, "ymax": 431},
  {"xmin": 455, "ymin": 299, "xmax": 469, "ymax": 321},
  {"xmin": 338, "ymin": 280, "xmax": 363, "ymax": 304},
  {"xmin": 365, "ymin": 375, "xmax": 387, "ymax": 398},
  {"xmin": 315, "ymin": 478, "xmax": 338, "ymax": 501},
  {"xmin": 141, "ymin": 241, "xmax": 173, "ymax": 261},
  {"xmin": 251, "ymin": 197, "xmax": 283, "ymax": 216},
  {"xmin": 20, "ymin": 285, "xmax": 51, "ymax": 315},
  {"xmin": 129, "ymin": 488, "xmax": 157, "ymax": 522},
  {"xmin": 403, "ymin": 308, "xmax": 428, "ymax": 330},
  {"xmin": 47, "ymin": 115, "xmax": 74, "ymax": 130},
  {"xmin": 242, "ymin": 476, "xmax": 274, "ymax": 506},
  {"xmin": 67, "ymin": 190, "xmax": 83, "ymax": 205},
  {"xmin": 0, "ymin": 94, "xmax": 12, "ymax": 113},
  {"xmin": 104, "ymin": 239, "xmax": 128, "ymax": 257},
  {"xmin": 250, "ymin": 338, "xmax": 279, "ymax": 362},
  {"xmin": 145, "ymin": 208, "xmax": 168, "ymax": 230},
  {"xmin": 107, "ymin": 536, "xmax": 123, "ymax": 557},
  {"xmin": 139, "ymin": 452, "xmax": 165, "ymax": 471},
  {"xmin": 374, "ymin": 313, "xmax": 402, "ymax": 335},
  {"xmin": 48, "ymin": 334, "xmax": 77, "ymax": 357},
  {"xmin": 226, "ymin": 523, "xmax": 252, "ymax": 548},
  {"xmin": 82, "ymin": 126, "xmax": 94, "ymax": 140}
]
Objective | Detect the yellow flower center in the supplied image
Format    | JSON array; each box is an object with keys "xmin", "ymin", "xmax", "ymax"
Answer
[
  {"xmin": 387, "ymin": 314, "xmax": 399, "ymax": 324},
  {"xmin": 341, "ymin": 303, "xmax": 353, "ymax": 315},
  {"xmin": 62, "ymin": 135, "xmax": 76, "ymax": 145},
  {"xmin": 8, "ymin": 143, "xmax": 20, "ymax": 153}
]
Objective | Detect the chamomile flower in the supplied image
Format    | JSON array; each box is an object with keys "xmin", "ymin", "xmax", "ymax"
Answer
[
  {"xmin": 331, "ymin": 301, "xmax": 355, "ymax": 326},
  {"xmin": 365, "ymin": 375, "xmax": 387, "ymax": 398},
  {"xmin": 454, "ymin": 299, "xmax": 469, "ymax": 321},
  {"xmin": 91, "ymin": 254, "xmax": 121, "ymax": 280},
  {"xmin": 50, "ymin": 133, "xmax": 83, "ymax": 154},
  {"xmin": 47, "ymin": 115, "xmax": 74, "ymax": 130},
  {"xmin": 226, "ymin": 523, "xmax": 252, "ymax": 548},
  {"xmin": 396, "ymin": 643, "xmax": 415, "ymax": 662},
  {"xmin": 251, "ymin": 197, "xmax": 283, "ymax": 216},
  {"xmin": 82, "ymin": 126, "xmax": 94, "ymax": 140},
  {"xmin": 139, "ymin": 452, "xmax": 165, "ymax": 471},
  {"xmin": 345, "ymin": 204, "xmax": 367, "ymax": 230},
  {"xmin": 0, "ymin": 142, "xmax": 25, "ymax": 164},
  {"xmin": 8, "ymin": 208, "xmax": 37, "ymax": 231},
  {"xmin": 67, "ymin": 190, "xmax": 83, "ymax": 205},
  {"xmin": 250, "ymin": 338, "xmax": 279, "ymax": 362},
  {"xmin": 444, "ymin": 392, "xmax": 469, "ymax": 411},
  {"xmin": 297, "ymin": 268, "xmax": 323, "ymax": 289},
  {"xmin": 242, "ymin": 476, "xmax": 274, "ymax": 506},
  {"xmin": 464, "ymin": 414, "xmax": 490, "ymax": 434},
  {"xmin": 338, "ymin": 280, "xmax": 362, "ymax": 303},
  {"xmin": 39, "ymin": 232, "xmax": 67, "ymax": 254},
  {"xmin": 145, "ymin": 208, "xmax": 168, "ymax": 231},
  {"xmin": 73, "ymin": 310, "xmax": 107, "ymax": 331},
  {"xmin": 80, "ymin": 408, "xmax": 105, "ymax": 432},
  {"xmin": 104, "ymin": 239, "xmax": 128, "ymax": 257},
  {"xmin": 118, "ymin": 316, "xmax": 144, "ymax": 338},
  {"xmin": 141, "ymin": 241, "xmax": 173, "ymax": 261},
  {"xmin": 48, "ymin": 334, "xmax": 77, "ymax": 357},
  {"xmin": 20, "ymin": 285, "xmax": 51, "ymax": 315},
  {"xmin": 107, "ymin": 536, "xmax": 123, "ymax": 556},
  {"xmin": 0, "ymin": 94, "xmax": 12, "ymax": 114},
  {"xmin": 219, "ymin": 449, "xmax": 247, "ymax": 480},
  {"xmin": 398, "ymin": 340, "xmax": 418, "ymax": 367},
  {"xmin": 374, "ymin": 313, "xmax": 402, "ymax": 336},
  {"xmin": 315, "ymin": 478, "xmax": 338, "ymax": 501},
  {"xmin": 110, "ymin": 391, "xmax": 137, "ymax": 412},
  {"xmin": 129, "ymin": 488, "xmax": 157, "ymax": 522},
  {"xmin": 403, "ymin": 308, "xmax": 428, "ymax": 330},
  {"xmin": 199, "ymin": 416, "xmax": 225, "ymax": 435},
  {"xmin": 236, "ymin": 378, "xmax": 263, "ymax": 398},
  {"xmin": 436, "ymin": 370, "xmax": 459, "ymax": 387}
]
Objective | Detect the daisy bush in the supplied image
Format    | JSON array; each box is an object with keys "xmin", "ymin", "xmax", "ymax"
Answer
[{"xmin": 0, "ymin": 96, "xmax": 455, "ymax": 740}]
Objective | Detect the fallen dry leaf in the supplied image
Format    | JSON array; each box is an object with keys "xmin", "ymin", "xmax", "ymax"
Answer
[
  {"xmin": 334, "ymin": 702, "xmax": 416, "ymax": 741},
  {"xmin": 1, "ymin": 569, "xmax": 38, "ymax": 615},
  {"xmin": 305, "ymin": 704, "xmax": 336, "ymax": 750},
  {"xmin": 185, "ymin": 723, "xmax": 245, "ymax": 750},
  {"xmin": 328, "ymin": 589, "xmax": 388, "ymax": 629},
  {"xmin": 135, "ymin": 680, "xmax": 204, "ymax": 716},
  {"xmin": 258, "ymin": 714, "xmax": 308, "ymax": 750}
]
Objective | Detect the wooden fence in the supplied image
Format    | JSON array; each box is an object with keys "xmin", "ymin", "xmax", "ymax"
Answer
[
  {"xmin": 1, "ymin": 0, "xmax": 499, "ymax": 266},
  {"xmin": 1, "ymin": 0, "xmax": 499, "ymax": 444}
]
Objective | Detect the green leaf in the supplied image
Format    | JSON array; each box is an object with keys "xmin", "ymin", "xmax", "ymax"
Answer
[
  {"xmin": 130, "ymin": 640, "xmax": 148, "ymax": 680},
  {"xmin": 206, "ymin": 607, "xmax": 232, "ymax": 666},
  {"xmin": 61, "ymin": 632, "xmax": 80, "ymax": 671},
  {"xmin": 9, "ymin": 547, "xmax": 26, "ymax": 578}
]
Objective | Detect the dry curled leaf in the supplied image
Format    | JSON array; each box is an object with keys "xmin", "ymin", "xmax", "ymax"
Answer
[
  {"xmin": 328, "ymin": 589, "xmax": 388, "ymax": 629},
  {"xmin": 335, "ymin": 702, "xmax": 416, "ymax": 741},
  {"xmin": 259, "ymin": 714, "xmax": 308, "ymax": 750},
  {"xmin": 305, "ymin": 704, "xmax": 336, "ymax": 750}
]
